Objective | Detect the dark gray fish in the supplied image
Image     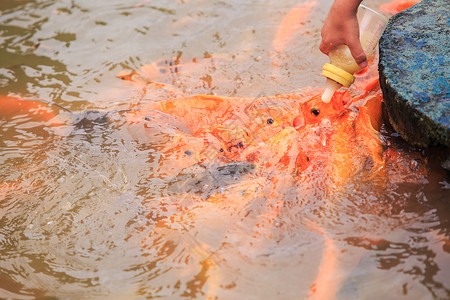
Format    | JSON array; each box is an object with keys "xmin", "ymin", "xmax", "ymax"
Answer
[{"xmin": 167, "ymin": 162, "xmax": 256, "ymax": 199}]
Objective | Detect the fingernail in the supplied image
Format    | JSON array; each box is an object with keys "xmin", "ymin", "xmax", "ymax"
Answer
[{"xmin": 359, "ymin": 60, "xmax": 368, "ymax": 68}]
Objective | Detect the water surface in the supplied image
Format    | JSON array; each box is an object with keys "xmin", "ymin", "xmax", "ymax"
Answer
[{"xmin": 1, "ymin": 0, "xmax": 449, "ymax": 299}]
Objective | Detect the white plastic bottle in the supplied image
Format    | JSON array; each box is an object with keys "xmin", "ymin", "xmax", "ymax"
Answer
[{"xmin": 321, "ymin": 5, "xmax": 389, "ymax": 103}]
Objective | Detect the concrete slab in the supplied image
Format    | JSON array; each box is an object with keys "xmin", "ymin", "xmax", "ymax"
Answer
[{"xmin": 378, "ymin": 0, "xmax": 449, "ymax": 148}]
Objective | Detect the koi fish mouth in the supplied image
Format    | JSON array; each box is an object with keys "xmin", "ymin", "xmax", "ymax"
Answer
[
  {"xmin": 293, "ymin": 114, "xmax": 305, "ymax": 130},
  {"xmin": 292, "ymin": 90, "xmax": 354, "ymax": 131}
]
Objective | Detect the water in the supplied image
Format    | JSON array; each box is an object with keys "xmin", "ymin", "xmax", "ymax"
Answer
[{"xmin": 1, "ymin": 0, "xmax": 449, "ymax": 299}]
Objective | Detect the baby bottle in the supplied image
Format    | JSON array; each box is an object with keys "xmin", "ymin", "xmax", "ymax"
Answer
[{"xmin": 321, "ymin": 4, "xmax": 389, "ymax": 103}]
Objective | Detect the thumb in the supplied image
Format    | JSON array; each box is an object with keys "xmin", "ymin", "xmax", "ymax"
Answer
[{"xmin": 347, "ymin": 40, "xmax": 367, "ymax": 68}]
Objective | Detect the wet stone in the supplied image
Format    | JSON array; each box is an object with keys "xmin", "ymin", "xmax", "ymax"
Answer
[{"xmin": 378, "ymin": 0, "xmax": 449, "ymax": 148}]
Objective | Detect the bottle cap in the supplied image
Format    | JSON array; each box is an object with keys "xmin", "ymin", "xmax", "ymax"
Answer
[{"xmin": 322, "ymin": 63, "xmax": 355, "ymax": 87}]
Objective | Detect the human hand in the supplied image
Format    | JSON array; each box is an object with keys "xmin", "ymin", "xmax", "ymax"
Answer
[{"xmin": 319, "ymin": 0, "xmax": 367, "ymax": 68}]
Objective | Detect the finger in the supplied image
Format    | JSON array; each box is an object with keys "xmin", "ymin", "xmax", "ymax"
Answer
[
  {"xmin": 319, "ymin": 41, "xmax": 331, "ymax": 55},
  {"xmin": 347, "ymin": 39, "xmax": 367, "ymax": 68}
]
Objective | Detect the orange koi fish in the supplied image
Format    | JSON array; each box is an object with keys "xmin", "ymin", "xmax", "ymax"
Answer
[
  {"xmin": 116, "ymin": 53, "xmax": 241, "ymax": 101},
  {"xmin": 272, "ymin": 1, "xmax": 318, "ymax": 53},
  {"xmin": 0, "ymin": 97, "xmax": 69, "ymax": 201},
  {"xmin": 380, "ymin": 0, "xmax": 421, "ymax": 14},
  {"xmin": 304, "ymin": 220, "xmax": 340, "ymax": 300},
  {"xmin": 0, "ymin": 96, "xmax": 65, "ymax": 126}
]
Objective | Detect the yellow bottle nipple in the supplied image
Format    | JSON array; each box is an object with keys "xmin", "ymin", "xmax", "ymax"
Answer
[{"xmin": 322, "ymin": 78, "xmax": 342, "ymax": 103}]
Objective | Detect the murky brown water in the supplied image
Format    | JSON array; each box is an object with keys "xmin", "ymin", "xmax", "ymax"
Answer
[{"xmin": 1, "ymin": 0, "xmax": 449, "ymax": 299}]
